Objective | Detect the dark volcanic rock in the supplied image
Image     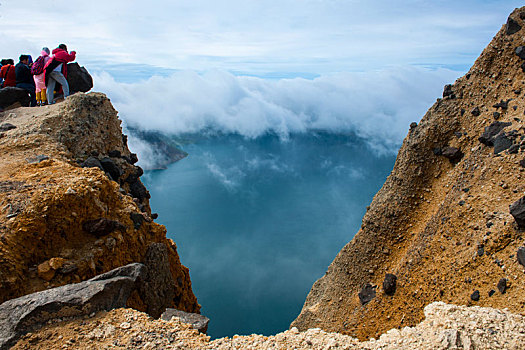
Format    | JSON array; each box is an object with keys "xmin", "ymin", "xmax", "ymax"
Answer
[
  {"xmin": 0, "ymin": 263, "xmax": 146, "ymax": 350},
  {"xmin": 0, "ymin": 123, "xmax": 16, "ymax": 132},
  {"xmin": 130, "ymin": 153, "xmax": 139, "ymax": 164},
  {"xmin": 508, "ymin": 144, "xmax": 520, "ymax": 154},
  {"xmin": 57, "ymin": 263, "xmax": 78, "ymax": 275},
  {"xmin": 358, "ymin": 283, "xmax": 376, "ymax": 305},
  {"xmin": 471, "ymin": 107, "xmax": 481, "ymax": 116},
  {"xmin": 517, "ymin": 247, "xmax": 525, "ymax": 267},
  {"xmin": 382, "ymin": 273, "xmax": 397, "ymax": 296},
  {"xmin": 100, "ymin": 157, "xmax": 122, "ymax": 181},
  {"xmin": 479, "ymin": 121, "xmax": 512, "ymax": 146},
  {"xmin": 139, "ymin": 243, "xmax": 176, "ymax": 318},
  {"xmin": 516, "ymin": 46, "xmax": 525, "ymax": 60},
  {"xmin": 493, "ymin": 133, "xmax": 514, "ymax": 154},
  {"xmin": 506, "ymin": 16, "xmax": 522, "ymax": 35},
  {"xmin": 471, "ymin": 290, "xmax": 480, "ymax": 301},
  {"xmin": 441, "ymin": 147, "xmax": 463, "ymax": 164},
  {"xmin": 477, "ymin": 245, "xmax": 485, "ymax": 257},
  {"xmin": 511, "ymin": 197, "xmax": 525, "ymax": 229},
  {"xmin": 442, "ymin": 84, "xmax": 455, "ymax": 98},
  {"xmin": 0, "ymin": 87, "xmax": 30, "ymax": 108},
  {"xmin": 108, "ymin": 150, "xmax": 122, "ymax": 158},
  {"xmin": 130, "ymin": 180, "xmax": 150, "ymax": 200},
  {"xmin": 80, "ymin": 156, "xmax": 104, "ymax": 170},
  {"xmin": 125, "ymin": 166, "xmax": 144, "ymax": 184},
  {"xmin": 66, "ymin": 63, "xmax": 93, "ymax": 94},
  {"xmin": 497, "ymin": 278, "xmax": 508, "ymax": 294},
  {"xmin": 493, "ymin": 99, "xmax": 511, "ymax": 110},
  {"xmin": 493, "ymin": 112, "xmax": 501, "ymax": 119},
  {"xmin": 520, "ymin": 158, "xmax": 525, "ymax": 168},
  {"xmin": 161, "ymin": 309, "xmax": 209, "ymax": 334},
  {"xmin": 488, "ymin": 289, "xmax": 496, "ymax": 297},
  {"xmin": 130, "ymin": 212, "xmax": 145, "ymax": 230},
  {"xmin": 82, "ymin": 218, "xmax": 126, "ymax": 237}
]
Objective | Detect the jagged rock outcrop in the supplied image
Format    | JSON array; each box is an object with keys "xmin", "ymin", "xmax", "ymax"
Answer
[
  {"xmin": 66, "ymin": 62, "xmax": 93, "ymax": 94},
  {"xmin": 0, "ymin": 263, "xmax": 146, "ymax": 350},
  {"xmin": 292, "ymin": 6, "xmax": 525, "ymax": 340},
  {"xmin": 0, "ymin": 93, "xmax": 199, "ymax": 318}
]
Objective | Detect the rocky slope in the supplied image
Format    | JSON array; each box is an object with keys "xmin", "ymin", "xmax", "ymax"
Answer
[
  {"xmin": 11, "ymin": 302, "xmax": 525, "ymax": 349},
  {"xmin": 3, "ymin": 7, "xmax": 525, "ymax": 349},
  {"xmin": 0, "ymin": 93, "xmax": 199, "ymax": 316},
  {"xmin": 292, "ymin": 6, "xmax": 525, "ymax": 340}
]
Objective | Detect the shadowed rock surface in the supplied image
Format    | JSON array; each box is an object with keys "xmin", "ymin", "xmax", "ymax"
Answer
[{"xmin": 0, "ymin": 87, "xmax": 30, "ymax": 109}]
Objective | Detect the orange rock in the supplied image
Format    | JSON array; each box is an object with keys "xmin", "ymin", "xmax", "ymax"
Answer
[
  {"xmin": 37, "ymin": 261, "xmax": 55, "ymax": 282},
  {"xmin": 49, "ymin": 258, "xmax": 65, "ymax": 270}
]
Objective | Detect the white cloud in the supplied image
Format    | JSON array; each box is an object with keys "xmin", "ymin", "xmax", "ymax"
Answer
[{"xmin": 94, "ymin": 66, "xmax": 460, "ymax": 159}]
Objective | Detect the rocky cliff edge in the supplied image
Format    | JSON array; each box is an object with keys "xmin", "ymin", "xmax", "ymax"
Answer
[{"xmin": 0, "ymin": 93, "xmax": 199, "ymax": 316}]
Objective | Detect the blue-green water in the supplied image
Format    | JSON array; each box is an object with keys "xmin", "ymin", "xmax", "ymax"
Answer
[{"xmin": 142, "ymin": 131, "xmax": 395, "ymax": 338}]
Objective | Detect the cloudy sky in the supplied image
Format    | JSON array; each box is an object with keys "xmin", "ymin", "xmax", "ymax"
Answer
[{"xmin": 1, "ymin": 0, "xmax": 523, "ymax": 78}]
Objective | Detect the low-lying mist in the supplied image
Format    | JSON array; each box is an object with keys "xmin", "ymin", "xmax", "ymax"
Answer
[{"xmin": 94, "ymin": 67, "xmax": 461, "ymax": 168}]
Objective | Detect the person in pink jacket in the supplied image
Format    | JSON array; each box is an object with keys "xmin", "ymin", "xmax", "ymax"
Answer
[
  {"xmin": 44, "ymin": 44, "xmax": 76, "ymax": 104},
  {"xmin": 33, "ymin": 47, "xmax": 51, "ymax": 106}
]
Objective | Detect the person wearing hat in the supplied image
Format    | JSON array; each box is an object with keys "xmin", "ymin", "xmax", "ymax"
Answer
[
  {"xmin": 44, "ymin": 44, "xmax": 76, "ymax": 104},
  {"xmin": 33, "ymin": 48, "xmax": 51, "ymax": 106}
]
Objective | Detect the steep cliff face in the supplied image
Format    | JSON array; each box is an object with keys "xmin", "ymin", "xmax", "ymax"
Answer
[
  {"xmin": 0, "ymin": 93, "xmax": 199, "ymax": 314},
  {"xmin": 293, "ymin": 7, "xmax": 525, "ymax": 340}
]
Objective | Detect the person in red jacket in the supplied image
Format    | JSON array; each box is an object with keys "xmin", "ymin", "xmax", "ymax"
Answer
[
  {"xmin": 0, "ymin": 59, "xmax": 16, "ymax": 88},
  {"xmin": 44, "ymin": 44, "xmax": 76, "ymax": 104}
]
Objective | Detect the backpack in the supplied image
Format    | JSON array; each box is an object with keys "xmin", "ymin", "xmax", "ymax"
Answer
[{"xmin": 31, "ymin": 56, "xmax": 46, "ymax": 75}]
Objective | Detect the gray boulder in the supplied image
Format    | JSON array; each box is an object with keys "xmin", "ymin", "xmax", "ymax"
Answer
[
  {"xmin": 0, "ymin": 263, "xmax": 146, "ymax": 350},
  {"xmin": 67, "ymin": 63, "xmax": 93, "ymax": 95},
  {"xmin": 161, "ymin": 309, "xmax": 210, "ymax": 334},
  {"xmin": 493, "ymin": 133, "xmax": 514, "ymax": 154}
]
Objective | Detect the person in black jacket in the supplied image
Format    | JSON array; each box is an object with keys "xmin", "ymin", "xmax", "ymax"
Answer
[{"xmin": 15, "ymin": 55, "xmax": 36, "ymax": 107}]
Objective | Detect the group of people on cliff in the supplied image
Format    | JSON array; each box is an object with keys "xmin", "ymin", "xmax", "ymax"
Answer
[{"xmin": 0, "ymin": 44, "xmax": 76, "ymax": 107}]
